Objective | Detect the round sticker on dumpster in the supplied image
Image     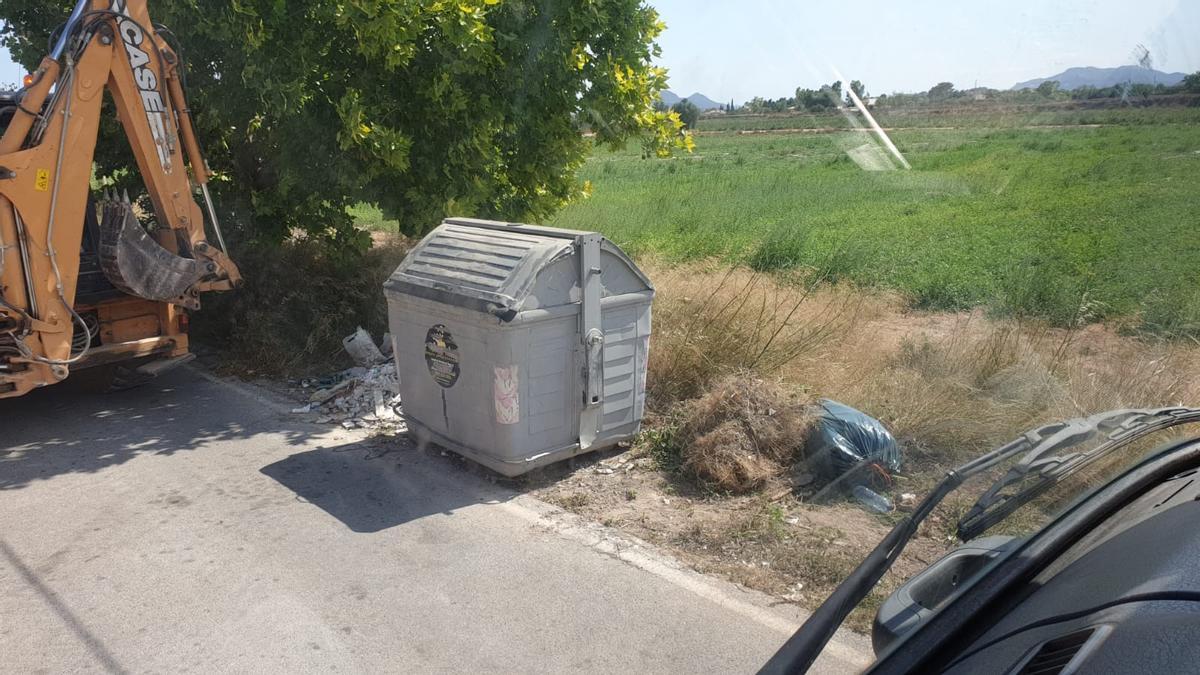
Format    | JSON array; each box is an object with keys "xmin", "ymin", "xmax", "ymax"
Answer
[{"xmin": 424, "ymin": 325, "xmax": 460, "ymax": 388}]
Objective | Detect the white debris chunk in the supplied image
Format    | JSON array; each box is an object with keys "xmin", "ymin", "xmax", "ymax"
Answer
[
  {"xmin": 310, "ymin": 378, "xmax": 354, "ymax": 404},
  {"xmin": 301, "ymin": 359, "xmax": 405, "ymax": 432},
  {"xmin": 343, "ymin": 326, "xmax": 388, "ymax": 366},
  {"xmin": 374, "ymin": 389, "xmax": 398, "ymax": 420}
]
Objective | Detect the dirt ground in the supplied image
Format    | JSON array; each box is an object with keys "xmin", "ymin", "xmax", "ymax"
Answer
[
  {"xmin": 516, "ymin": 444, "xmax": 951, "ymax": 633},
  {"xmin": 245, "ymin": 351, "xmax": 948, "ymax": 634}
]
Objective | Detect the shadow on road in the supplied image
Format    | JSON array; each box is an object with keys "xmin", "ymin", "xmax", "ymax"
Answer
[
  {"xmin": 0, "ymin": 369, "xmax": 322, "ymax": 492},
  {"xmin": 260, "ymin": 427, "xmax": 538, "ymax": 533},
  {"xmin": 2, "ymin": 366, "xmax": 535, "ymax": 534}
]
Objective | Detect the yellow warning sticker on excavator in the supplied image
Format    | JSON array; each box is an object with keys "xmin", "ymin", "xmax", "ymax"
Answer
[{"xmin": 34, "ymin": 169, "xmax": 50, "ymax": 192}]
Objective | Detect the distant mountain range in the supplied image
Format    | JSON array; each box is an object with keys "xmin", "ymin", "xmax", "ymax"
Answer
[
  {"xmin": 660, "ymin": 90, "xmax": 726, "ymax": 111},
  {"xmin": 1012, "ymin": 66, "xmax": 1187, "ymax": 91}
]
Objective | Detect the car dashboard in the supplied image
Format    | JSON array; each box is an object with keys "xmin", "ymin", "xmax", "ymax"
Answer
[{"xmin": 942, "ymin": 468, "xmax": 1200, "ymax": 673}]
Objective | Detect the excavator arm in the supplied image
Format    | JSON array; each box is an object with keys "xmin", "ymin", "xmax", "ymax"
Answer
[{"xmin": 0, "ymin": 0, "xmax": 241, "ymax": 398}]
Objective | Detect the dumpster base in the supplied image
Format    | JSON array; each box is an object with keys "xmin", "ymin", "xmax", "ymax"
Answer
[{"xmin": 405, "ymin": 416, "xmax": 611, "ymax": 477}]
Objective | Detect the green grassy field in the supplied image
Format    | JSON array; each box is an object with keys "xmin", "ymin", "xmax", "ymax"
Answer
[
  {"xmin": 696, "ymin": 104, "xmax": 1200, "ymax": 132},
  {"xmin": 550, "ymin": 108, "xmax": 1200, "ymax": 333}
]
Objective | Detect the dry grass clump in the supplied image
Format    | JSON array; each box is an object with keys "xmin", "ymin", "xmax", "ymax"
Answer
[
  {"xmin": 640, "ymin": 259, "xmax": 1200, "ymax": 493},
  {"xmin": 823, "ymin": 317, "xmax": 1200, "ymax": 471},
  {"xmin": 838, "ymin": 322, "xmax": 1065, "ymax": 466},
  {"xmin": 674, "ymin": 373, "xmax": 816, "ymax": 493},
  {"xmin": 643, "ymin": 259, "xmax": 884, "ymax": 408}
]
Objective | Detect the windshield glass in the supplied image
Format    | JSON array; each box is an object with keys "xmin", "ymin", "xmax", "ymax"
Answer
[
  {"xmin": 545, "ymin": 0, "xmax": 1200, "ymax": 640},
  {"xmin": 1, "ymin": 1, "xmax": 1197, "ymax": 673},
  {"xmin": 959, "ymin": 415, "xmax": 1200, "ymax": 539}
]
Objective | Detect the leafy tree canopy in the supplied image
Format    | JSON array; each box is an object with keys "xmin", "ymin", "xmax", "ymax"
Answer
[
  {"xmin": 928, "ymin": 81, "xmax": 956, "ymax": 100},
  {"xmin": 0, "ymin": 0, "xmax": 690, "ymax": 247},
  {"xmin": 1036, "ymin": 80, "xmax": 1061, "ymax": 97},
  {"xmin": 1184, "ymin": 71, "xmax": 1200, "ymax": 93},
  {"xmin": 793, "ymin": 81, "xmax": 841, "ymax": 112},
  {"xmin": 845, "ymin": 79, "xmax": 866, "ymax": 105},
  {"xmin": 670, "ymin": 98, "xmax": 700, "ymax": 130}
]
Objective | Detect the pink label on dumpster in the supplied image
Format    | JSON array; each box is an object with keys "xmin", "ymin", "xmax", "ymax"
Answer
[{"xmin": 493, "ymin": 365, "xmax": 520, "ymax": 425}]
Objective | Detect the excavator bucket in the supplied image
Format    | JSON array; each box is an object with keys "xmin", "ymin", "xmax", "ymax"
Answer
[{"xmin": 98, "ymin": 194, "xmax": 208, "ymax": 306}]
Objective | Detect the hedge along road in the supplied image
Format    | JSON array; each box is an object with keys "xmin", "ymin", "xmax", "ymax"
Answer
[{"xmin": 0, "ymin": 367, "xmax": 870, "ymax": 674}]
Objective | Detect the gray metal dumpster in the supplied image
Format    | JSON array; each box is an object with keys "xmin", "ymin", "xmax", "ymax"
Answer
[{"xmin": 384, "ymin": 218, "xmax": 654, "ymax": 476}]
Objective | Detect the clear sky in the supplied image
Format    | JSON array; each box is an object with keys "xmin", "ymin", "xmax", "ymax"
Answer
[
  {"xmin": 652, "ymin": 0, "xmax": 1200, "ymax": 102},
  {"xmin": 0, "ymin": 22, "xmax": 19, "ymax": 89},
  {"xmin": 2, "ymin": 1, "xmax": 1197, "ymax": 97}
]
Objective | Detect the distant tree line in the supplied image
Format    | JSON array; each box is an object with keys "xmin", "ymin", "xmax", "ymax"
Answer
[
  {"xmin": 715, "ymin": 70, "xmax": 1200, "ymax": 115},
  {"xmin": 730, "ymin": 80, "xmax": 870, "ymax": 114},
  {"xmin": 875, "ymin": 73, "xmax": 1200, "ymax": 108}
]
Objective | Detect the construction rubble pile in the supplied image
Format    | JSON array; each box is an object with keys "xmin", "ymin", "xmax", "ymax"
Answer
[{"xmin": 290, "ymin": 328, "xmax": 405, "ymax": 432}]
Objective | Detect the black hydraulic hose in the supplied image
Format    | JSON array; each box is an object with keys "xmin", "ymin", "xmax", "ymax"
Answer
[{"xmin": 153, "ymin": 24, "xmax": 189, "ymax": 90}]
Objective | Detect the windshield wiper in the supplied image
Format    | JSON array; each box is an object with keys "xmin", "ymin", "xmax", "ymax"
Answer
[
  {"xmin": 956, "ymin": 407, "xmax": 1200, "ymax": 541},
  {"xmin": 761, "ymin": 406, "xmax": 1200, "ymax": 675}
]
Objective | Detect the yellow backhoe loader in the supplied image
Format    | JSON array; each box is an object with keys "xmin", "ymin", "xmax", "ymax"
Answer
[{"xmin": 0, "ymin": 0, "xmax": 240, "ymax": 399}]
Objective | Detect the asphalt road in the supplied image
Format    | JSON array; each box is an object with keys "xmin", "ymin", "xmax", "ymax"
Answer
[{"xmin": 0, "ymin": 368, "xmax": 870, "ymax": 673}]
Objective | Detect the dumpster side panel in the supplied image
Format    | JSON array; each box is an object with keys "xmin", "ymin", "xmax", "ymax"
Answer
[
  {"xmin": 518, "ymin": 318, "xmax": 580, "ymax": 453},
  {"xmin": 388, "ymin": 297, "xmax": 494, "ymax": 447},
  {"xmin": 598, "ymin": 293, "xmax": 654, "ymax": 443},
  {"xmin": 479, "ymin": 313, "xmax": 578, "ymax": 461},
  {"xmin": 388, "ymin": 292, "xmax": 581, "ymax": 467}
]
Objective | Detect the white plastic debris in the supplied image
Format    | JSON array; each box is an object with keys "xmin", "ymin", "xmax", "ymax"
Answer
[
  {"xmin": 343, "ymin": 327, "xmax": 387, "ymax": 366},
  {"xmin": 298, "ymin": 360, "xmax": 405, "ymax": 432}
]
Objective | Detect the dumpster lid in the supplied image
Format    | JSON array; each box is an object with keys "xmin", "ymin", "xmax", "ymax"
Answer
[{"xmin": 386, "ymin": 218, "xmax": 649, "ymax": 320}]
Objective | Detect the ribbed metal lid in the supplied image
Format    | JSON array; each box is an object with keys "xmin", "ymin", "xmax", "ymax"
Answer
[{"xmin": 385, "ymin": 219, "xmax": 577, "ymax": 320}]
